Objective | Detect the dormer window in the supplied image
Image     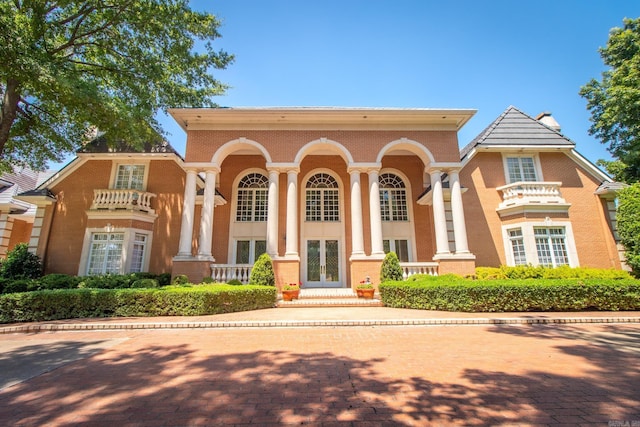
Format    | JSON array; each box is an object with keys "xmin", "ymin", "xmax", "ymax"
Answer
[
  {"xmin": 506, "ymin": 156, "xmax": 538, "ymax": 183},
  {"xmin": 114, "ymin": 164, "xmax": 146, "ymax": 190}
]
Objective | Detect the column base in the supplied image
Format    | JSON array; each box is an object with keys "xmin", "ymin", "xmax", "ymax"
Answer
[
  {"xmin": 273, "ymin": 258, "xmax": 300, "ymax": 291},
  {"xmin": 433, "ymin": 254, "xmax": 476, "ymax": 276},
  {"xmin": 350, "ymin": 258, "xmax": 384, "ymax": 290}
]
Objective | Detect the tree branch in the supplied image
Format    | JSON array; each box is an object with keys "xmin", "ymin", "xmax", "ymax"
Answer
[{"xmin": 0, "ymin": 79, "xmax": 21, "ymax": 156}]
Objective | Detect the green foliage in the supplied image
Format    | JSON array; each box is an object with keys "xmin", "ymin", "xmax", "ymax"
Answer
[
  {"xmin": 0, "ymin": 1, "xmax": 233, "ymax": 171},
  {"xmin": 475, "ymin": 265, "xmax": 631, "ymax": 280},
  {"xmin": 0, "ymin": 285, "xmax": 277, "ymax": 323},
  {"xmin": 3, "ymin": 279, "xmax": 32, "ymax": 294},
  {"xmin": 580, "ymin": 18, "xmax": 640, "ymax": 182},
  {"xmin": 171, "ymin": 274, "xmax": 190, "ymax": 286},
  {"xmin": 380, "ymin": 252, "xmax": 403, "ymax": 282},
  {"xmin": 379, "ymin": 277, "xmax": 640, "ymax": 312},
  {"xmin": 0, "ymin": 244, "xmax": 42, "ymax": 280},
  {"xmin": 131, "ymin": 279, "xmax": 159, "ymax": 289},
  {"xmin": 617, "ymin": 183, "xmax": 640, "ymax": 276},
  {"xmin": 201, "ymin": 277, "xmax": 215, "ymax": 284},
  {"xmin": 226, "ymin": 279, "xmax": 244, "ymax": 286},
  {"xmin": 249, "ymin": 253, "xmax": 275, "ymax": 286},
  {"xmin": 157, "ymin": 273, "xmax": 172, "ymax": 287}
]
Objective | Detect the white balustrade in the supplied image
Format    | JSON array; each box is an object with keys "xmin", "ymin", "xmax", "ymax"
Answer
[
  {"xmin": 91, "ymin": 189, "xmax": 156, "ymax": 214},
  {"xmin": 400, "ymin": 262, "xmax": 439, "ymax": 279},
  {"xmin": 210, "ymin": 264, "xmax": 253, "ymax": 284},
  {"xmin": 497, "ymin": 181, "xmax": 563, "ymax": 204}
]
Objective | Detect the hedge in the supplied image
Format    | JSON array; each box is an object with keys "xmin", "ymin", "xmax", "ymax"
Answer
[
  {"xmin": 379, "ymin": 278, "xmax": 640, "ymax": 312},
  {"xmin": 0, "ymin": 285, "xmax": 277, "ymax": 323}
]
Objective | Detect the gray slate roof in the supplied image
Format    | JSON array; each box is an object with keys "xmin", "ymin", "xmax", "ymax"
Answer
[{"xmin": 460, "ymin": 106, "xmax": 575, "ymax": 160}]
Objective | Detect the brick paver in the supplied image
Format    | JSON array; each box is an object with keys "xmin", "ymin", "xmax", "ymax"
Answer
[{"xmin": 0, "ymin": 321, "xmax": 639, "ymax": 426}]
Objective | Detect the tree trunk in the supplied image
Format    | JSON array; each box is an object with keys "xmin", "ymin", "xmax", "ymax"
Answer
[{"xmin": 0, "ymin": 78, "xmax": 21, "ymax": 158}]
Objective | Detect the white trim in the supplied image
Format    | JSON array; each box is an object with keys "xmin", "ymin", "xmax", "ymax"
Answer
[
  {"xmin": 501, "ymin": 220, "xmax": 579, "ymax": 267},
  {"xmin": 567, "ymin": 149, "xmax": 613, "ymax": 183},
  {"xmin": 211, "ymin": 137, "xmax": 272, "ymax": 165},
  {"xmin": 379, "ymin": 168, "xmax": 416, "ymax": 260},
  {"xmin": 376, "ymin": 138, "xmax": 435, "ymax": 165},
  {"xmin": 78, "ymin": 226, "xmax": 153, "ymax": 276},
  {"xmin": 294, "ymin": 138, "xmax": 355, "ymax": 164}
]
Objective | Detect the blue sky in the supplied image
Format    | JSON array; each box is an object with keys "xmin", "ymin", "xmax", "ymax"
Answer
[{"xmin": 156, "ymin": 1, "xmax": 640, "ymax": 166}]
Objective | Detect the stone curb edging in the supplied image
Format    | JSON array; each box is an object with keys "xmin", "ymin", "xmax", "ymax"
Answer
[{"xmin": 2, "ymin": 316, "xmax": 640, "ymax": 334}]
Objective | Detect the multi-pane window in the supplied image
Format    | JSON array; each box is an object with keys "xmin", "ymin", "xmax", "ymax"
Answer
[
  {"xmin": 305, "ymin": 173, "xmax": 339, "ymax": 222},
  {"xmin": 383, "ymin": 239, "xmax": 410, "ymax": 262},
  {"xmin": 506, "ymin": 157, "xmax": 537, "ymax": 183},
  {"xmin": 508, "ymin": 228, "xmax": 527, "ymax": 266},
  {"xmin": 130, "ymin": 233, "xmax": 148, "ymax": 273},
  {"xmin": 235, "ymin": 239, "xmax": 267, "ymax": 264},
  {"xmin": 115, "ymin": 165, "xmax": 145, "ymax": 190},
  {"xmin": 87, "ymin": 233, "xmax": 125, "ymax": 275},
  {"xmin": 379, "ymin": 173, "xmax": 408, "ymax": 221},
  {"xmin": 535, "ymin": 227, "xmax": 569, "ymax": 267},
  {"xmin": 236, "ymin": 173, "xmax": 269, "ymax": 222}
]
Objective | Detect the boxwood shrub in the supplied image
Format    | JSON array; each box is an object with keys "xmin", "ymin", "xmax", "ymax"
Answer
[
  {"xmin": 379, "ymin": 278, "xmax": 640, "ymax": 312},
  {"xmin": 0, "ymin": 284, "xmax": 277, "ymax": 323}
]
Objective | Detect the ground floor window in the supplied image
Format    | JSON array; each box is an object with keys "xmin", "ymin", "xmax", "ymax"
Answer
[
  {"xmin": 81, "ymin": 228, "xmax": 152, "ymax": 276},
  {"xmin": 235, "ymin": 239, "xmax": 266, "ymax": 264},
  {"xmin": 504, "ymin": 223, "xmax": 575, "ymax": 267},
  {"xmin": 383, "ymin": 239, "xmax": 410, "ymax": 262}
]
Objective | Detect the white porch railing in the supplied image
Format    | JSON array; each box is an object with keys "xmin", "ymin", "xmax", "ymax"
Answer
[
  {"xmin": 400, "ymin": 262, "xmax": 439, "ymax": 279},
  {"xmin": 91, "ymin": 189, "xmax": 156, "ymax": 214},
  {"xmin": 211, "ymin": 264, "xmax": 253, "ymax": 284},
  {"xmin": 496, "ymin": 181, "xmax": 565, "ymax": 206}
]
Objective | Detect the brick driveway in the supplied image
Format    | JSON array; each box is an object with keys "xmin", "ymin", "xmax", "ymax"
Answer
[{"xmin": 0, "ymin": 322, "xmax": 639, "ymax": 426}]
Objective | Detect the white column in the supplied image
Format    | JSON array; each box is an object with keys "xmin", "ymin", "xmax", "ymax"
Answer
[
  {"xmin": 0, "ymin": 213, "xmax": 13, "ymax": 257},
  {"xmin": 285, "ymin": 169, "xmax": 299, "ymax": 257},
  {"xmin": 449, "ymin": 170, "xmax": 470, "ymax": 254},
  {"xmin": 431, "ymin": 169, "xmax": 450, "ymax": 255},
  {"xmin": 368, "ymin": 169, "xmax": 384, "ymax": 256},
  {"xmin": 266, "ymin": 169, "xmax": 279, "ymax": 257},
  {"xmin": 177, "ymin": 169, "xmax": 198, "ymax": 257},
  {"xmin": 197, "ymin": 169, "xmax": 217, "ymax": 260},
  {"xmin": 349, "ymin": 169, "xmax": 365, "ymax": 257}
]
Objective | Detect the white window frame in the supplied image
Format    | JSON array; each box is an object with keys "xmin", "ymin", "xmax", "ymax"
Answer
[
  {"xmin": 305, "ymin": 172, "xmax": 340, "ymax": 223},
  {"xmin": 233, "ymin": 239, "xmax": 267, "ymax": 264},
  {"xmin": 502, "ymin": 220, "xmax": 578, "ymax": 267},
  {"xmin": 383, "ymin": 238, "xmax": 412, "ymax": 262},
  {"xmin": 235, "ymin": 172, "xmax": 269, "ymax": 222},
  {"xmin": 78, "ymin": 227, "xmax": 153, "ymax": 275},
  {"xmin": 109, "ymin": 160, "xmax": 150, "ymax": 191},
  {"xmin": 502, "ymin": 154, "xmax": 543, "ymax": 184},
  {"xmin": 379, "ymin": 172, "xmax": 409, "ymax": 222}
]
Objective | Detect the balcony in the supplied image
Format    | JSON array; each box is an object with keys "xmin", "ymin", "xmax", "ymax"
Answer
[
  {"xmin": 90, "ymin": 189, "xmax": 157, "ymax": 215},
  {"xmin": 496, "ymin": 181, "xmax": 570, "ymax": 216}
]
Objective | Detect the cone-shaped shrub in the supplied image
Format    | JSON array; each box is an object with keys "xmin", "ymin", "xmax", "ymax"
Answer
[
  {"xmin": 380, "ymin": 251, "xmax": 403, "ymax": 282},
  {"xmin": 249, "ymin": 253, "xmax": 275, "ymax": 286}
]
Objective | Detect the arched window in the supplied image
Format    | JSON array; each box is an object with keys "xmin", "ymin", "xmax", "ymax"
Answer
[
  {"xmin": 379, "ymin": 173, "xmax": 408, "ymax": 221},
  {"xmin": 236, "ymin": 173, "xmax": 268, "ymax": 222},
  {"xmin": 305, "ymin": 173, "xmax": 339, "ymax": 222}
]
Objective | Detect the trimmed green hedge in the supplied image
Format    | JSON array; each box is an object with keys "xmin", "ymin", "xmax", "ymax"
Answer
[
  {"xmin": 379, "ymin": 278, "xmax": 640, "ymax": 312},
  {"xmin": 0, "ymin": 285, "xmax": 277, "ymax": 323}
]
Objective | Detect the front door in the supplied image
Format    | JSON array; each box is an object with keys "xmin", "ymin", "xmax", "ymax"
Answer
[{"xmin": 305, "ymin": 239, "xmax": 341, "ymax": 287}]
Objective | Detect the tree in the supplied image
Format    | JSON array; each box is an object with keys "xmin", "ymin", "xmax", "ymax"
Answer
[
  {"xmin": 616, "ymin": 183, "xmax": 640, "ymax": 277},
  {"xmin": 380, "ymin": 251, "xmax": 403, "ymax": 282},
  {"xmin": 249, "ymin": 253, "xmax": 275, "ymax": 286},
  {"xmin": 0, "ymin": 1, "xmax": 233, "ymax": 171},
  {"xmin": 580, "ymin": 18, "xmax": 640, "ymax": 183},
  {"xmin": 0, "ymin": 243, "xmax": 43, "ymax": 280}
]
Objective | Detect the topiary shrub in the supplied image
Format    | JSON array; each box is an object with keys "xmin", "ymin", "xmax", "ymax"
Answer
[
  {"xmin": 226, "ymin": 279, "xmax": 243, "ymax": 286},
  {"xmin": 38, "ymin": 273, "xmax": 81, "ymax": 290},
  {"xmin": 157, "ymin": 273, "xmax": 172, "ymax": 287},
  {"xmin": 380, "ymin": 251, "xmax": 403, "ymax": 282},
  {"xmin": 3, "ymin": 279, "xmax": 33, "ymax": 294},
  {"xmin": 171, "ymin": 274, "xmax": 190, "ymax": 285},
  {"xmin": 131, "ymin": 278, "xmax": 159, "ymax": 288},
  {"xmin": 201, "ymin": 276, "xmax": 215, "ymax": 284},
  {"xmin": 249, "ymin": 253, "xmax": 275, "ymax": 286},
  {"xmin": 0, "ymin": 243, "xmax": 43, "ymax": 280}
]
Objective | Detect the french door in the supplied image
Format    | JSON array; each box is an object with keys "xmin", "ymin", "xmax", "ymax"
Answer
[{"xmin": 305, "ymin": 239, "xmax": 341, "ymax": 287}]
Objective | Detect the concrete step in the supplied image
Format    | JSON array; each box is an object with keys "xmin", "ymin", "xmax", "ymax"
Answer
[{"xmin": 276, "ymin": 287, "xmax": 382, "ymax": 307}]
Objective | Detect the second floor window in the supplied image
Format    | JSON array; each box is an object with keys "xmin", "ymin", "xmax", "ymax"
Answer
[
  {"xmin": 236, "ymin": 173, "xmax": 268, "ymax": 222},
  {"xmin": 506, "ymin": 157, "xmax": 537, "ymax": 183},
  {"xmin": 379, "ymin": 173, "xmax": 408, "ymax": 221},
  {"xmin": 306, "ymin": 173, "xmax": 339, "ymax": 222},
  {"xmin": 115, "ymin": 165, "xmax": 145, "ymax": 190}
]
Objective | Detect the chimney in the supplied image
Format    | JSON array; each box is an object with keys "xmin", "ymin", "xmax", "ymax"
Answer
[{"xmin": 536, "ymin": 112, "xmax": 561, "ymax": 132}]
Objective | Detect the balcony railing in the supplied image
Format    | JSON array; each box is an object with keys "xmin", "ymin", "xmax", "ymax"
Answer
[
  {"xmin": 211, "ymin": 264, "xmax": 253, "ymax": 284},
  {"xmin": 496, "ymin": 181, "xmax": 569, "ymax": 215},
  {"xmin": 400, "ymin": 262, "xmax": 439, "ymax": 279},
  {"xmin": 91, "ymin": 189, "xmax": 156, "ymax": 214}
]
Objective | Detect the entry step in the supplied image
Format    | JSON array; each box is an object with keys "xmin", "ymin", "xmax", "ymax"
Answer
[{"xmin": 276, "ymin": 288, "xmax": 383, "ymax": 307}]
